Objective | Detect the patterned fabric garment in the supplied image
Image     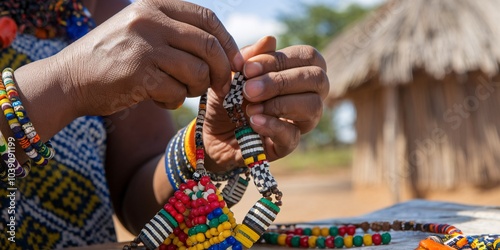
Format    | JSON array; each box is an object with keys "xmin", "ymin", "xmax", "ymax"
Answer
[{"xmin": 0, "ymin": 17, "xmax": 116, "ymax": 250}]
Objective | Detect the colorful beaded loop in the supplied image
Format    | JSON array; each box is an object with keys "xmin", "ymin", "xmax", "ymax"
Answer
[
  {"xmin": 1, "ymin": 68, "xmax": 55, "ymax": 167},
  {"xmin": 126, "ymin": 73, "xmax": 282, "ymax": 250}
]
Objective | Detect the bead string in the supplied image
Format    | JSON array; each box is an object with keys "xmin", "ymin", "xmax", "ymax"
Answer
[
  {"xmin": 223, "ymin": 72, "xmax": 282, "ymax": 206},
  {"xmin": 124, "ymin": 72, "xmax": 282, "ymax": 250}
]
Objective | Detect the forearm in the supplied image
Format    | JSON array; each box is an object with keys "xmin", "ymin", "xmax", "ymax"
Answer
[{"xmin": 121, "ymin": 154, "xmax": 172, "ymax": 235}]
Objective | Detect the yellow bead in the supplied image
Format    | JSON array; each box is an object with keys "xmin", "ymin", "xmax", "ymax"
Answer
[
  {"xmin": 184, "ymin": 228, "xmax": 189, "ymax": 234},
  {"xmin": 235, "ymin": 233, "xmax": 253, "ymax": 249},
  {"xmin": 244, "ymin": 157, "xmax": 254, "ymax": 166},
  {"xmin": 217, "ymin": 224, "xmax": 224, "ymax": 233},
  {"xmin": 309, "ymin": 236, "xmax": 317, "ymax": 248},
  {"xmin": 210, "ymin": 228, "xmax": 218, "ymax": 236},
  {"xmin": 180, "ymin": 223, "xmax": 187, "ymax": 229},
  {"xmin": 277, "ymin": 234, "xmax": 287, "ymax": 246},
  {"xmin": 196, "ymin": 243, "xmax": 204, "ymax": 250},
  {"xmin": 186, "ymin": 238, "xmax": 193, "ymax": 246},
  {"xmin": 222, "ymin": 207, "xmax": 230, "ymax": 213},
  {"xmin": 189, "ymin": 235, "xmax": 197, "ymax": 243},
  {"xmin": 363, "ymin": 234, "xmax": 373, "ymax": 246},
  {"xmin": 173, "ymin": 237, "xmax": 180, "ymax": 245},
  {"xmin": 179, "ymin": 247, "xmax": 187, "ymax": 250},
  {"xmin": 213, "ymin": 237, "xmax": 220, "ymax": 244},
  {"xmin": 203, "ymin": 241, "xmax": 211, "ymax": 249},
  {"xmin": 163, "ymin": 237, "xmax": 172, "ymax": 245},
  {"xmin": 321, "ymin": 227, "xmax": 330, "ymax": 237},
  {"xmin": 196, "ymin": 233, "xmax": 206, "ymax": 242},
  {"xmin": 312, "ymin": 227, "xmax": 321, "ymax": 236},
  {"xmin": 222, "ymin": 230, "xmax": 232, "ymax": 238},
  {"xmin": 257, "ymin": 153, "xmax": 266, "ymax": 161},
  {"xmin": 205, "ymin": 231, "xmax": 211, "ymax": 239},
  {"xmin": 222, "ymin": 221, "xmax": 232, "ymax": 230},
  {"xmin": 344, "ymin": 235, "xmax": 353, "ymax": 248}
]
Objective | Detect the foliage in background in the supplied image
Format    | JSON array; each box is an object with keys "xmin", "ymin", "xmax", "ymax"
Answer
[
  {"xmin": 278, "ymin": 4, "xmax": 371, "ymax": 50},
  {"xmin": 278, "ymin": 3, "xmax": 373, "ymax": 148}
]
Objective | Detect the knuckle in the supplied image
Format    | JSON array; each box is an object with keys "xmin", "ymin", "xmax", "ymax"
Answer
[
  {"xmin": 274, "ymin": 51, "xmax": 288, "ymax": 71},
  {"xmin": 308, "ymin": 66, "xmax": 330, "ymax": 95},
  {"xmin": 300, "ymin": 45, "xmax": 326, "ymax": 70},
  {"xmin": 195, "ymin": 62, "xmax": 210, "ymax": 84},
  {"xmin": 204, "ymin": 34, "xmax": 221, "ymax": 58},
  {"xmin": 272, "ymin": 72, "xmax": 290, "ymax": 96},
  {"xmin": 201, "ymin": 7, "xmax": 221, "ymax": 31}
]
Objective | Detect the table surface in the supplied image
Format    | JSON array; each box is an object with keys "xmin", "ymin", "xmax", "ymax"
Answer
[{"xmin": 69, "ymin": 199, "xmax": 500, "ymax": 249}]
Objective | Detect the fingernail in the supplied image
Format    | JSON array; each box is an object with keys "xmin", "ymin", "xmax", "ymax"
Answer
[
  {"xmin": 243, "ymin": 61, "xmax": 263, "ymax": 78},
  {"xmin": 232, "ymin": 53, "xmax": 244, "ymax": 71},
  {"xmin": 250, "ymin": 114, "xmax": 266, "ymax": 126},
  {"xmin": 243, "ymin": 80, "xmax": 264, "ymax": 98},
  {"xmin": 246, "ymin": 104, "xmax": 264, "ymax": 116}
]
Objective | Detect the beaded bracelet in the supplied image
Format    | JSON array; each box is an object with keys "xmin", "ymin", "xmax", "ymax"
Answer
[
  {"xmin": 2, "ymin": 68, "xmax": 55, "ymax": 162},
  {"xmin": 262, "ymin": 231, "xmax": 391, "ymax": 248},
  {"xmin": 165, "ymin": 125, "xmax": 194, "ymax": 190},
  {"xmin": 0, "ymin": 71, "xmax": 48, "ymax": 168},
  {"xmin": 0, "ymin": 128, "xmax": 29, "ymax": 179}
]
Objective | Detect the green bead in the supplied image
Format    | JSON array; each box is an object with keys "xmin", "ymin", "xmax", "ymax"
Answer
[
  {"xmin": 353, "ymin": 235, "xmax": 363, "ymax": 247},
  {"xmin": 334, "ymin": 236, "xmax": 344, "ymax": 248},
  {"xmin": 291, "ymin": 236, "xmax": 301, "ymax": 247},
  {"xmin": 263, "ymin": 233, "xmax": 271, "ymax": 242},
  {"xmin": 208, "ymin": 219, "xmax": 219, "ymax": 228},
  {"xmin": 196, "ymin": 190, "xmax": 203, "ymax": 198},
  {"xmin": 329, "ymin": 226, "xmax": 338, "ymax": 236},
  {"xmin": 381, "ymin": 233, "xmax": 391, "ymax": 244},
  {"xmin": 218, "ymin": 214, "xmax": 229, "ymax": 223},
  {"xmin": 270, "ymin": 233, "xmax": 279, "ymax": 244},
  {"xmin": 303, "ymin": 228, "xmax": 312, "ymax": 236},
  {"xmin": 198, "ymin": 224, "xmax": 208, "ymax": 233},
  {"xmin": 316, "ymin": 237, "xmax": 326, "ymax": 249},
  {"xmin": 188, "ymin": 227, "xmax": 196, "ymax": 236}
]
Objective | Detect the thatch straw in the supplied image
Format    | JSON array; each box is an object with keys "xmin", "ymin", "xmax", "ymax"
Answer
[
  {"xmin": 325, "ymin": 0, "xmax": 500, "ymax": 100},
  {"xmin": 324, "ymin": 0, "xmax": 500, "ymax": 194}
]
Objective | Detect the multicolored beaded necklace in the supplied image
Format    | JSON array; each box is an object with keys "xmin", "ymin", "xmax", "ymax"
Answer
[
  {"xmin": 124, "ymin": 72, "xmax": 283, "ymax": 250},
  {"xmin": 0, "ymin": 0, "xmax": 94, "ymax": 48}
]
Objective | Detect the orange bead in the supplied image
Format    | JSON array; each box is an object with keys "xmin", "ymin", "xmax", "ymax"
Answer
[
  {"xmin": 418, "ymin": 239, "xmax": 455, "ymax": 250},
  {"xmin": 0, "ymin": 17, "xmax": 17, "ymax": 49}
]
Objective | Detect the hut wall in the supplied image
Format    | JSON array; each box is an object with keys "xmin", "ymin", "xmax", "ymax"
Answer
[{"xmin": 350, "ymin": 72, "xmax": 500, "ymax": 193}]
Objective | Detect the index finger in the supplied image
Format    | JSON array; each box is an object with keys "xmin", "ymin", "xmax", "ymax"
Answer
[
  {"xmin": 244, "ymin": 45, "xmax": 327, "ymax": 78},
  {"xmin": 151, "ymin": 0, "xmax": 244, "ymax": 71}
]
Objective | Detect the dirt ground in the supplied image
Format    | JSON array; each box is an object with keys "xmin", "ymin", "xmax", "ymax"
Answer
[{"xmin": 113, "ymin": 168, "xmax": 500, "ymax": 241}]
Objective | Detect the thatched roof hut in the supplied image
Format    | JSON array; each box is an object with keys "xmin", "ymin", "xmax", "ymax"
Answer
[{"xmin": 324, "ymin": 0, "xmax": 500, "ymax": 197}]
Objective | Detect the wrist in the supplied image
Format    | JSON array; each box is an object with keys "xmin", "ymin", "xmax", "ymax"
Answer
[{"xmin": 10, "ymin": 56, "xmax": 80, "ymax": 140}]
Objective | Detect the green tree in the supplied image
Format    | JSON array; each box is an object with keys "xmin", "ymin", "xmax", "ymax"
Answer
[
  {"xmin": 278, "ymin": 4, "xmax": 372, "ymax": 50},
  {"xmin": 278, "ymin": 4, "xmax": 373, "ymax": 148}
]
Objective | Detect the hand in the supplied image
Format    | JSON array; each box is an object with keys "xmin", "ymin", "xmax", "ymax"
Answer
[
  {"xmin": 203, "ymin": 36, "xmax": 329, "ymax": 172},
  {"xmin": 55, "ymin": 0, "xmax": 243, "ymax": 116}
]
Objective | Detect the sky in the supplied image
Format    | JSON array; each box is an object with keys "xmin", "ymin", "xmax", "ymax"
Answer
[{"xmin": 182, "ymin": 0, "xmax": 385, "ymax": 143}]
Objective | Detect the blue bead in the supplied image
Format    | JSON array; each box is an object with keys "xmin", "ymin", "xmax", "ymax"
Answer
[
  {"xmin": 207, "ymin": 213, "xmax": 214, "ymax": 220},
  {"xmin": 226, "ymin": 236, "xmax": 236, "ymax": 245},
  {"xmin": 213, "ymin": 208, "xmax": 223, "ymax": 217},
  {"xmin": 232, "ymin": 241, "xmax": 243, "ymax": 250}
]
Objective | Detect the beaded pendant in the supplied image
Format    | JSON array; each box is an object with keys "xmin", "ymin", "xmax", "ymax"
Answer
[{"xmin": 125, "ymin": 73, "xmax": 282, "ymax": 250}]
